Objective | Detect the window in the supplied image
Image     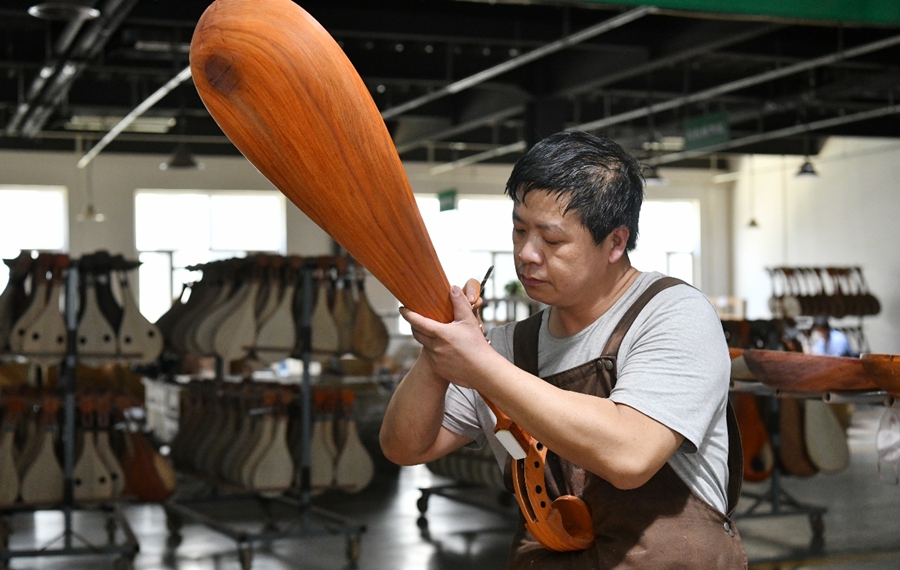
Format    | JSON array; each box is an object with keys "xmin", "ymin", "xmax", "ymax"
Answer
[
  {"xmin": 630, "ymin": 200, "xmax": 700, "ymax": 285},
  {"xmin": 0, "ymin": 186, "xmax": 67, "ymax": 289},
  {"xmin": 134, "ymin": 190, "xmax": 286, "ymax": 322}
]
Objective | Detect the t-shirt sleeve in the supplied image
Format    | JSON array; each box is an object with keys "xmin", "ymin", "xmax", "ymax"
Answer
[
  {"xmin": 608, "ymin": 285, "xmax": 730, "ymax": 453},
  {"xmin": 442, "ymin": 383, "xmax": 486, "ymax": 447}
]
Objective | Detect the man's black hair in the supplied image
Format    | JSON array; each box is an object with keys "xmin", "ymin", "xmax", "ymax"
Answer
[{"xmin": 504, "ymin": 130, "xmax": 645, "ymax": 250}]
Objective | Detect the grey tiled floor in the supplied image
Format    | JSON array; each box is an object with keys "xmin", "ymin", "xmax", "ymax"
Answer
[{"xmin": 3, "ymin": 407, "xmax": 899, "ymax": 569}]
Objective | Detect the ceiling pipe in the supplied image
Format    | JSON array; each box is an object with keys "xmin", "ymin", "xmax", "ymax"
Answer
[
  {"xmin": 425, "ymin": 31, "xmax": 900, "ymax": 173},
  {"xmin": 380, "ymin": 6, "xmax": 656, "ymax": 121},
  {"xmin": 428, "ymin": 140, "xmax": 527, "ymax": 175},
  {"xmin": 6, "ymin": 0, "xmax": 139, "ymax": 137},
  {"xmin": 644, "ymin": 103, "xmax": 900, "ymax": 166},
  {"xmin": 77, "ymin": 65, "xmax": 192, "ymax": 169},
  {"xmin": 573, "ymin": 32, "xmax": 900, "ymax": 133},
  {"xmin": 554, "ymin": 23, "xmax": 783, "ymax": 99},
  {"xmin": 413, "ymin": 22, "xmax": 778, "ymax": 168}
]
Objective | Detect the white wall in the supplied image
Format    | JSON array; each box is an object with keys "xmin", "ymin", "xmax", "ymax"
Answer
[
  {"xmin": 731, "ymin": 138, "xmax": 900, "ymax": 353},
  {"xmin": 0, "ymin": 148, "xmax": 733, "ymax": 329}
]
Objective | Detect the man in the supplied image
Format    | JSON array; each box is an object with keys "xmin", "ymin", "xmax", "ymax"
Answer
[
  {"xmin": 380, "ymin": 131, "xmax": 746, "ymax": 568},
  {"xmin": 810, "ymin": 313, "xmax": 857, "ymax": 357}
]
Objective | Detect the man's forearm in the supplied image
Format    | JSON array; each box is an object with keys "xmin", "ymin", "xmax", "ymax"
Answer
[{"xmin": 379, "ymin": 355, "xmax": 452, "ymax": 464}]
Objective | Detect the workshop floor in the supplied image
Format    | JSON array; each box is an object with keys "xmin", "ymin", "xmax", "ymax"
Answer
[{"xmin": 3, "ymin": 406, "xmax": 899, "ymax": 569}]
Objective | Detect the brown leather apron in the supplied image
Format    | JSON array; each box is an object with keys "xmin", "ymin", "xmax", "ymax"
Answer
[{"xmin": 506, "ymin": 277, "xmax": 747, "ymax": 569}]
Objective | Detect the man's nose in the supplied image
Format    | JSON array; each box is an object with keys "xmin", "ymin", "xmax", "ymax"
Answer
[{"xmin": 517, "ymin": 238, "xmax": 542, "ymax": 264}]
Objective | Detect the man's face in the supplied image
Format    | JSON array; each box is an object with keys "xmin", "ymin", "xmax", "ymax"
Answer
[{"xmin": 512, "ymin": 190, "xmax": 611, "ymax": 310}]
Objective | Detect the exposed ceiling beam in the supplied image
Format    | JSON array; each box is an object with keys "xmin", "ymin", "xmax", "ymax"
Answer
[
  {"xmin": 380, "ymin": 6, "xmax": 656, "ymax": 120},
  {"xmin": 573, "ymin": 32, "xmax": 900, "ymax": 133}
]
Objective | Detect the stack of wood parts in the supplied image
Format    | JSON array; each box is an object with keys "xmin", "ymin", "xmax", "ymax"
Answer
[
  {"xmin": 169, "ymin": 381, "xmax": 374, "ymax": 496},
  {"xmin": 0, "ymin": 250, "xmax": 164, "ymax": 369},
  {"xmin": 767, "ymin": 266, "xmax": 881, "ymax": 320},
  {"xmin": 0, "ymin": 390, "xmax": 175, "ymax": 506},
  {"xmin": 155, "ymin": 254, "xmax": 389, "ymax": 373}
]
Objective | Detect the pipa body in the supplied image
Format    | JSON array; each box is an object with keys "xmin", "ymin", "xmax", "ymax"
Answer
[{"xmin": 190, "ymin": 0, "xmax": 452, "ymax": 323}]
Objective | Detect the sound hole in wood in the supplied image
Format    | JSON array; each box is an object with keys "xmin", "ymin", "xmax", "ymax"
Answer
[
  {"xmin": 535, "ymin": 485, "xmax": 543, "ymax": 494},
  {"xmin": 124, "ymin": 336, "xmax": 132, "ymax": 344}
]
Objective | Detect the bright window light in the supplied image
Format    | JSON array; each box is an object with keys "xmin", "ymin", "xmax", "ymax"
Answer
[
  {"xmin": 0, "ymin": 186, "xmax": 67, "ymax": 289},
  {"xmin": 135, "ymin": 190, "xmax": 285, "ymax": 322},
  {"xmin": 630, "ymin": 200, "xmax": 700, "ymax": 285}
]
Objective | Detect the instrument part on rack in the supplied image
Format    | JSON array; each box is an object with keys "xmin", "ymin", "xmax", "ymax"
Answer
[
  {"xmin": 331, "ymin": 270, "xmax": 355, "ymax": 356},
  {"xmin": 9, "ymin": 253, "xmax": 53, "ymax": 354},
  {"xmin": 0, "ymin": 396, "xmax": 25, "ymax": 506},
  {"xmin": 778, "ymin": 397, "xmax": 818, "ymax": 478},
  {"xmin": 213, "ymin": 258, "xmax": 263, "ymax": 362},
  {"xmin": 309, "ymin": 390, "xmax": 337, "ymax": 495},
  {"xmin": 255, "ymin": 257, "xmax": 301, "ymax": 364},
  {"xmin": 804, "ymin": 400, "xmax": 850, "ymax": 474},
  {"xmin": 333, "ymin": 389, "xmax": 374, "ymax": 493},
  {"xmin": 190, "ymin": 0, "xmax": 587, "ymax": 550},
  {"xmin": 72, "ymin": 395, "xmax": 114, "ymax": 502},
  {"xmin": 95, "ymin": 394, "xmax": 125, "ymax": 497},
  {"xmin": 192, "ymin": 264, "xmax": 243, "ymax": 355},
  {"xmin": 350, "ymin": 269, "xmax": 390, "ymax": 361},
  {"xmin": 19, "ymin": 254, "xmax": 68, "ymax": 366},
  {"xmin": 118, "ymin": 396, "xmax": 176, "ymax": 502},
  {"xmin": 732, "ymin": 393, "xmax": 774, "ymax": 482},
  {"xmin": 0, "ymin": 252, "xmax": 35, "ymax": 352},
  {"xmin": 76, "ymin": 265, "xmax": 119, "ymax": 368},
  {"xmin": 238, "ymin": 389, "xmax": 277, "ymax": 487},
  {"xmin": 310, "ymin": 266, "xmax": 339, "ymax": 360},
  {"xmin": 250, "ymin": 388, "xmax": 295, "ymax": 496},
  {"xmin": 116, "ymin": 263, "xmax": 163, "ymax": 365},
  {"xmin": 20, "ymin": 396, "xmax": 64, "ymax": 504}
]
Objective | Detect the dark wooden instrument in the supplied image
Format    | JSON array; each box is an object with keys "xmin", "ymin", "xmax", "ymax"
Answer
[
  {"xmin": 190, "ymin": 0, "xmax": 591, "ymax": 550},
  {"xmin": 742, "ymin": 349, "xmax": 879, "ymax": 393}
]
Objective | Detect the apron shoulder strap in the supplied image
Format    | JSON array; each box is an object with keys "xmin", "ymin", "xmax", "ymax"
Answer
[
  {"xmin": 512, "ymin": 310, "xmax": 543, "ymax": 375},
  {"xmin": 601, "ymin": 275, "xmax": 684, "ymax": 357}
]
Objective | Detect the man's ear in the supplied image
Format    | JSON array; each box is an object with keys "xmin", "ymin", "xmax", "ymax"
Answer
[{"xmin": 608, "ymin": 226, "xmax": 630, "ymax": 263}]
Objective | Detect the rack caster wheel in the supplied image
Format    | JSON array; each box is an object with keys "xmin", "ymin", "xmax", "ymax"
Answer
[
  {"xmin": 239, "ymin": 546, "xmax": 253, "ymax": 570},
  {"xmin": 346, "ymin": 535, "xmax": 360, "ymax": 564},
  {"xmin": 106, "ymin": 516, "xmax": 117, "ymax": 544}
]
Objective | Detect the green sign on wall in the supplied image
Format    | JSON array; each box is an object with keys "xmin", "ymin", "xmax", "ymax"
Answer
[{"xmin": 438, "ymin": 188, "xmax": 457, "ymax": 212}]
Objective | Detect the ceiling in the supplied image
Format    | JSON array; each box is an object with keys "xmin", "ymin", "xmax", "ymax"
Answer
[{"xmin": 1, "ymin": 0, "xmax": 900, "ymax": 173}]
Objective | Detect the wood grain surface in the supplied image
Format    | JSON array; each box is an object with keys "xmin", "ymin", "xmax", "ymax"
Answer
[{"xmin": 190, "ymin": 0, "xmax": 452, "ymax": 323}]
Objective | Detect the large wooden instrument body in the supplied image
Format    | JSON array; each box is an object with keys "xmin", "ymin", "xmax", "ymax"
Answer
[{"xmin": 190, "ymin": 0, "xmax": 591, "ymax": 551}]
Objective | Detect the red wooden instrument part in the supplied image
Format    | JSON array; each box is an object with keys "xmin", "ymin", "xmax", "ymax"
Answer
[{"xmin": 190, "ymin": 0, "xmax": 592, "ymax": 551}]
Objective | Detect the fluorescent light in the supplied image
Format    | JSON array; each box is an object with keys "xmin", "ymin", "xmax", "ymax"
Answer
[{"xmin": 65, "ymin": 115, "xmax": 177, "ymax": 133}]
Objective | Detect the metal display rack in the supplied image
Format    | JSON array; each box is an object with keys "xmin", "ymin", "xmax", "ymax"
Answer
[
  {"xmin": 0, "ymin": 263, "xmax": 140, "ymax": 570},
  {"xmin": 162, "ymin": 263, "xmax": 366, "ymax": 569}
]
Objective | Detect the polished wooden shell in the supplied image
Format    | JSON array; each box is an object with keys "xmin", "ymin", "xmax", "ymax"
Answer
[{"xmin": 190, "ymin": 0, "xmax": 452, "ymax": 323}]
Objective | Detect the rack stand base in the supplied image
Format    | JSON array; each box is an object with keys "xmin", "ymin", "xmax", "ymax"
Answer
[
  {"xmin": 0, "ymin": 502, "xmax": 139, "ymax": 570},
  {"xmin": 165, "ymin": 475, "xmax": 366, "ymax": 570}
]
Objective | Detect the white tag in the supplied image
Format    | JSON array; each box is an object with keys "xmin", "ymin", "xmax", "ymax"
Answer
[{"xmin": 496, "ymin": 429, "xmax": 526, "ymax": 460}]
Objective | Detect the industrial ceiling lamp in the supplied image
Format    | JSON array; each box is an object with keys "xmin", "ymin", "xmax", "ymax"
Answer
[
  {"xmin": 161, "ymin": 90, "xmax": 204, "ymax": 170},
  {"xmin": 796, "ymin": 157, "xmax": 819, "ymax": 178},
  {"xmin": 747, "ymin": 155, "xmax": 759, "ymax": 228},
  {"xmin": 160, "ymin": 142, "xmax": 203, "ymax": 170},
  {"xmin": 796, "ymin": 128, "xmax": 819, "ymax": 178},
  {"xmin": 77, "ymin": 161, "xmax": 105, "ymax": 222}
]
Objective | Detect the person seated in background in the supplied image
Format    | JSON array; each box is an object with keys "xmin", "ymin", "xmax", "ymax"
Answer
[{"xmin": 810, "ymin": 314, "xmax": 858, "ymax": 357}]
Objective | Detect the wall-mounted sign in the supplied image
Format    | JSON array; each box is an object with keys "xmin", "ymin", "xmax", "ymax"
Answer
[
  {"xmin": 438, "ymin": 188, "xmax": 457, "ymax": 212},
  {"xmin": 683, "ymin": 111, "xmax": 730, "ymax": 151}
]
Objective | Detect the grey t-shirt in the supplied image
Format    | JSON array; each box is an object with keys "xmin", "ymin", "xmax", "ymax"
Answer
[{"xmin": 441, "ymin": 271, "xmax": 731, "ymax": 514}]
